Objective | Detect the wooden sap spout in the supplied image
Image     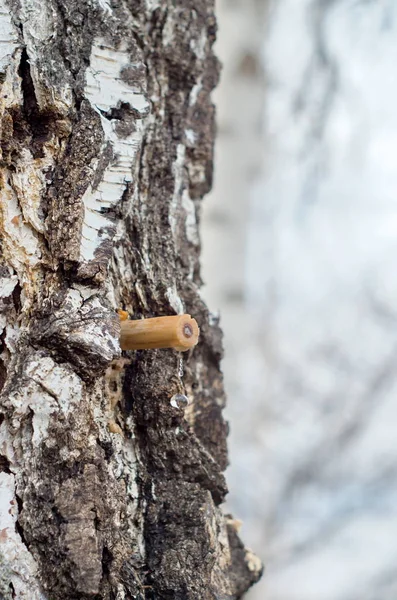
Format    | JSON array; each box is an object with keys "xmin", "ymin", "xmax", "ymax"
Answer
[{"xmin": 119, "ymin": 314, "xmax": 200, "ymax": 352}]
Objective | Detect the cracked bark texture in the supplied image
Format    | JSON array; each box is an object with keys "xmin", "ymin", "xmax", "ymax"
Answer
[{"xmin": 0, "ymin": 1, "xmax": 262, "ymax": 599}]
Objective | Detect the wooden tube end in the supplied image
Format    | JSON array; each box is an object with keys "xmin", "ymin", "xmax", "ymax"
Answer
[
  {"xmin": 174, "ymin": 315, "xmax": 200, "ymax": 351},
  {"xmin": 120, "ymin": 314, "xmax": 200, "ymax": 352}
]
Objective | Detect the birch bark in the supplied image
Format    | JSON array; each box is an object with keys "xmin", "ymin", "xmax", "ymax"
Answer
[{"xmin": 0, "ymin": 1, "xmax": 262, "ymax": 598}]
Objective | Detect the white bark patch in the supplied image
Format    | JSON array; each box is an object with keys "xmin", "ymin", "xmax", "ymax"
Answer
[
  {"xmin": 0, "ymin": 179, "xmax": 42, "ymax": 310},
  {"xmin": 166, "ymin": 286, "xmax": 184, "ymax": 314},
  {"xmin": 185, "ymin": 128, "xmax": 197, "ymax": 145},
  {"xmin": 26, "ymin": 357, "xmax": 84, "ymax": 417},
  {"xmin": 0, "ymin": 1, "xmax": 19, "ymax": 72},
  {"xmin": 0, "ymin": 181, "xmax": 41, "ymax": 266},
  {"xmin": 169, "ymin": 144, "xmax": 199, "ymax": 248},
  {"xmin": 169, "ymin": 144, "xmax": 186, "ymax": 237},
  {"xmin": 144, "ymin": 0, "xmax": 162, "ymax": 12},
  {"xmin": 162, "ymin": 13, "xmax": 175, "ymax": 47},
  {"xmin": 89, "ymin": 374, "xmax": 145, "ymax": 562},
  {"xmin": 85, "ymin": 42, "xmax": 149, "ymax": 114},
  {"xmin": 4, "ymin": 324, "xmax": 19, "ymax": 354},
  {"xmin": 72, "ymin": 283, "xmax": 100, "ymax": 301},
  {"xmin": 3, "ymin": 356, "xmax": 84, "ymax": 452},
  {"xmin": 95, "ymin": 0, "xmax": 112, "ymax": 15},
  {"xmin": 0, "ymin": 275, "xmax": 17, "ymax": 299},
  {"xmin": 181, "ymin": 190, "xmax": 199, "ymax": 246},
  {"xmin": 190, "ymin": 27, "xmax": 207, "ymax": 60},
  {"xmin": 189, "ymin": 80, "xmax": 203, "ymax": 106},
  {"xmin": 19, "ymin": 0, "xmax": 73, "ymax": 112},
  {"xmin": 0, "ymin": 273, "xmax": 19, "ymax": 354},
  {"xmin": 10, "ymin": 148, "xmax": 56, "ymax": 235},
  {"xmin": 0, "ymin": 473, "xmax": 47, "ymax": 600},
  {"xmin": 111, "ymin": 432, "xmax": 145, "ymax": 552},
  {"xmin": 69, "ymin": 291, "xmax": 120, "ymax": 360},
  {"xmin": 81, "ymin": 40, "xmax": 150, "ymax": 262},
  {"xmin": 19, "ymin": 0, "xmax": 52, "ymax": 46}
]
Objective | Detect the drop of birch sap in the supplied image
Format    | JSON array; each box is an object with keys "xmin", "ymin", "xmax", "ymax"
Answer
[
  {"xmin": 178, "ymin": 355, "xmax": 184, "ymax": 378},
  {"xmin": 170, "ymin": 394, "xmax": 190, "ymax": 409}
]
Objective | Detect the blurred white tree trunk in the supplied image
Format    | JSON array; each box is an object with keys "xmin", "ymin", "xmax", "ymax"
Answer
[{"xmin": 205, "ymin": 1, "xmax": 397, "ymax": 599}]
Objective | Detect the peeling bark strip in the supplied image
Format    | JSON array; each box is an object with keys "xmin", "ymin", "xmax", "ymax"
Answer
[{"xmin": 0, "ymin": 0, "xmax": 262, "ymax": 598}]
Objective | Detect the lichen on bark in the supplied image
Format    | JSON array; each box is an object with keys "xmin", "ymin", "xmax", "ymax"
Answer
[{"xmin": 0, "ymin": 0, "xmax": 262, "ymax": 598}]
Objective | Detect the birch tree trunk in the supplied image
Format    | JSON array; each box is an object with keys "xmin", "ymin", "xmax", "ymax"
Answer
[{"xmin": 0, "ymin": 1, "xmax": 262, "ymax": 598}]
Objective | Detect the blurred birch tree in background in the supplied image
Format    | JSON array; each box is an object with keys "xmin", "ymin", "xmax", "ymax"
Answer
[{"xmin": 203, "ymin": 1, "xmax": 397, "ymax": 599}]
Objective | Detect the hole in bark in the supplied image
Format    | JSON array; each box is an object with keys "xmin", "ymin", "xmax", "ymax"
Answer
[
  {"xmin": 51, "ymin": 505, "xmax": 67, "ymax": 527},
  {"xmin": 0, "ymin": 326, "xmax": 7, "ymax": 394},
  {"xmin": 15, "ymin": 495, "xmax": 29, "ymax": 547},
  {"xmin": 19, "ymin": 49, "xmax": 39, "ymax": 120},
  {"xmin": 12, "ymin": 282, "xmax": 22, "ymax": 313},
  {"xmin": 102, "ymin": 546, "xmax": 113, "ymax": 577},
  {"xmin": 18, "ymin": 49, "xmax": 58, "ymax": 158},
  {"xmin": 9, "ymin": 582, "xmax": 16, "ymax": 598},
  {"xmin": 99, "ymin": 105, "xmax": 126, "ymax": 121},
  {"xmin": 0, "ymin": 452, "xmax": 11, "ymax": 474},
  {"xmin": 98, "ymin": 439, "xmax": 114, "ymax": 460},
  {"xmin": 99, "ymin": 102, "xmax": 135, "ymax": 120},
  {"xmin": 98, "ymin": 103, "xmax": 142, "ymax": 125},
  {"xmin": 122, "ymin": 365, "xmax": 135, "ymax": 413},
  {"xmin": 0, "ymin": 359, "xmax": 7, "ymax": 394}
]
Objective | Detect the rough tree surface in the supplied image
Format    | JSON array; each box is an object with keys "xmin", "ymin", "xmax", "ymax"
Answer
[{"xmin": 0, "ymin": 0, "xmax": 262, "ymax": 599}]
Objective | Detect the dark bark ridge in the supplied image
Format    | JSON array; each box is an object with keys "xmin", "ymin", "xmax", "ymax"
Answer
[{"xmin": 0, "ymin": 0, "xmax": 262, "ymax": 598}]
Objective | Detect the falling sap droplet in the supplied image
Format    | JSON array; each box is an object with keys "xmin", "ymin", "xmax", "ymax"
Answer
[
  {"xmin": 178, "ymin": 354, "xmax": 184, "ymax": 378},
  {"xmin": 170, "ymin": 394, "xmax": 190, "ymax": 410}
]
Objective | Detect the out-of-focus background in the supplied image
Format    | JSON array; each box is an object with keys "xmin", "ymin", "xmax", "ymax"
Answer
[{"xmin": 201, "ymin": 1, "xmax": 397, "ymax": 599}]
